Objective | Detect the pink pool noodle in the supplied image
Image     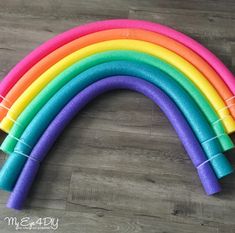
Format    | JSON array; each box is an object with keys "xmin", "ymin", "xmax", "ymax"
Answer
[{"xmin": 0, "ymin": 19, "xmax": 234, "ymax": 101}]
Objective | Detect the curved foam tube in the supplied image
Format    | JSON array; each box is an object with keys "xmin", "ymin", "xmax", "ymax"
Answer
[
  {"xmin": 6, "ymin": 76, "xmax": 222, "ymax": 210},
  {"xmin": 1, "ymin": 51, "xmax": 233, "ymax": 154},
  {"xmin": 0, "ymin": 61, "xmax": 232, "ymax": 192},
  {"xmin": 0, "ymin": 19, "xmax": 233, "ymax": 104},
  {"xmin": 1, "ymin": 28, "xmax": 235, "ymax": 120},
  {"xmin": 1, "ymin": 40, "xmax": 235, "ymax": 134}
]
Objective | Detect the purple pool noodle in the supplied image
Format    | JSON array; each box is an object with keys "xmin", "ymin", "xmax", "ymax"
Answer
[{"xmin": 7, "ymin": 76, "xmax": 221, "ymax": 210}]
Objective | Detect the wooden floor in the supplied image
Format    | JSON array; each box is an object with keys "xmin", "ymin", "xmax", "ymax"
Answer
[{"xmin": 0, "ymin": 0, "xmax": 235, "ymax": 232}]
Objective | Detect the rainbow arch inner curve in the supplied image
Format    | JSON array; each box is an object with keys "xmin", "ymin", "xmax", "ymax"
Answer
[
  {"xmin": 6, "ymin": 76, "xmax": 222, "ymax": 210},
  {"xmin": 0, "ymin": 60, "xmax": 233, "ymax": 209},
  {"xmin": 0, "ymin": 19, "xmax": 234, "ymax": 210},
  {"xmin": 0, "ymin": 60, "xmax": 233, "ymax": 193}
]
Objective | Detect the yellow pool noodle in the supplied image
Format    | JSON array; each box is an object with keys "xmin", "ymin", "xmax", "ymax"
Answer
[{"xmin": 1, "ymin": 39, "xmax": 235, "ymax": 133}]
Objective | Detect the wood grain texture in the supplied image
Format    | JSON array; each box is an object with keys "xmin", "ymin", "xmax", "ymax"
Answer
[{"xmin": 0, "ymin": 0, "xmax": 235, "ymax": 232}]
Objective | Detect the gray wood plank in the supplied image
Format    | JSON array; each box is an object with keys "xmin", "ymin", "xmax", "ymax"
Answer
[
  {"xmin": 42, "ymin": 126, "xmax": 185, "ymax": 171},
  {"xmin": 66, "ymin": 167, "xmax": 235, "ymax": 226},
  {"xmin": 0, "ymin": 203, "xmax": 218, "ymax": 233},
  {"xmin": 0, "ymin": 0, "xmax": 235, "ymax": 18},
  {"xmin": 129, "ymin": 7, "xmax": 235, "ymax": 39}
]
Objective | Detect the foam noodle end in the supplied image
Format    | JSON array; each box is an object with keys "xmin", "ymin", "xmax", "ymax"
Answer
[
  {"xmin": 7, "ymin": 160, "xmax": 40, "ymax": 210},
  {"xmin": 222, "ymin": 115, "xmax": 235, "ymax": 134},
  {"xmin": 226, "ymin": 99, "xmax": 235, "ymax": 120},
  {"xmin": 0, "ymin": 105, "xmax": 9, "ymax": 122},
  {"xmin": 218, "ymin": 134, "xmax": 234, "ymax": 152},
  {"xmin": 0, "ymin": 136, "xmax": 18, "ymax": 154},
  {"xmin": 210, "ymin": 153, "xmax": 234, "ymax": 179},
  {"xmin": 0, "ymin": 152, "xmax": 27, "ymax": 191},
  {"xmin": 0, "ymin": 117, "xmax": 14, "ymax": 133},
  {"xmin": 197, "ymin": 163, "xmax": 221, "ymax": 195}
]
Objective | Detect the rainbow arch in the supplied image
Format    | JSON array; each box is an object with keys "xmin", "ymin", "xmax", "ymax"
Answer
[{"xmin": 0, "ymin": 19, "xmax": 234, "ymax": 210}]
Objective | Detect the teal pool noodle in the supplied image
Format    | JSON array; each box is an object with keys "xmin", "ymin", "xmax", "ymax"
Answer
[{"xmin": 0, "ymin": 61, "xmax": 233, "ymax": 191}]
